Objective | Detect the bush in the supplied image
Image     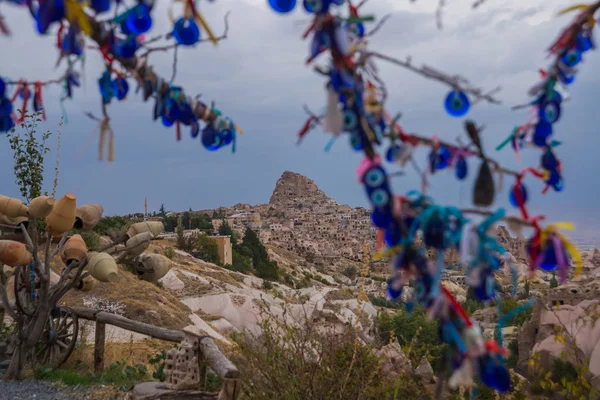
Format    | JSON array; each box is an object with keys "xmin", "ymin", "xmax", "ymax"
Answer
[
  {"xmin": 163, "ymin": 246, "xmax": 175, "ymax": 259},
  {"xmin": 342, "ymin": 266, "xmax": 358, "ymax": 279},
  {"xmin": 80, "ymin": 231, "xmax": 100, "ymax": 251},
  {"xmin": 377, "ymin": 305, "xmax": 445, "ymax": 371},
  {"xmin": 193, "ymin": 235, "xmax": 221, "ymax": 265},
  {"xmin": 230, "ymin": 301, "xmax": 429, "ymax": 400}
]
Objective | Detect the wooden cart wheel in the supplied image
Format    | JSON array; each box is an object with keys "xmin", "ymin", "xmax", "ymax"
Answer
[
  {"xmin": 13, "ymin": 265, "xmax": 39, "ymax": 316},
  {"xmin": 34, "ymin": 307, "xmax": 79, "ymax": 368}
]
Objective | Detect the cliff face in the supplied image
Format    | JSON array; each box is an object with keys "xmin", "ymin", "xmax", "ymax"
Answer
[
  {"xmin": 269, "ymin": 171, "xmax": 337, "ymax": 211},
  {"xmin": 495, "ymin": 226, "xmax": 528, "ymax": 262}
]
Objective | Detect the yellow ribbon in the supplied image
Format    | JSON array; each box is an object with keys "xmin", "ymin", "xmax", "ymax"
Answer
[
  {"xmin": 540, "ymin": 222, "xmax": 582, "ymax": 277},
  {"xmin": 193, "ymin": 9, "xmax": 218, "ymax": 46},
  {"xmin": 65, "ymin": 0, "xmax": 93, "ymax": 36},
  {"xmin": 372, "ymin": 245, "xmax": 402, "ymax": 261},
  {"xmin": 557, "ymin": 4, "xmax": 591, "ymax": 16}
]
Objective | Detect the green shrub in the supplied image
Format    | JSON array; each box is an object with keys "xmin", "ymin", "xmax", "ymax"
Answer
[
  {"xmin": 163, "ymin": 246, "xmax": 175, "ymax": 259},
  {"xmin": 230, "ymin": 301, "xmax": 430, "ymax": 400},
  {"xmin": 80, "ymin": 231, "xmax": 100, "ymax": 251}
]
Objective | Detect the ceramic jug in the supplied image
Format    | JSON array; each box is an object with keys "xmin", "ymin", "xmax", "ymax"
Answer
[
  {"xmin": 28, "ymin": 196, "xmax": 55, "ymax": 218},
  {"xmin": 86, "ymin": 251, "xmax": 119, "ymax": 282},
  {"xmin": 75, "ymin": 204, "xmax": 104, "ymax": 231},
  {"xmin": 0, "ymin": 240, "xmax": 32, "ymax": 267},
  {"xmin": 46, "ymin": 194, "xmax": 77, "ymax": 237},
  {"xmin": 0, "ymin": 195, "xmax": 28, "ymax": 218},
  {"xmin": 61, "ymin": 234, "xmax": 88, "ymax": 265}
]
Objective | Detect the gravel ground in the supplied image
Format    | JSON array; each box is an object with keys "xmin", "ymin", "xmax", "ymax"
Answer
[{"xmin": 0, "ymin": 380, "xmax": 120, "ymax": 400}]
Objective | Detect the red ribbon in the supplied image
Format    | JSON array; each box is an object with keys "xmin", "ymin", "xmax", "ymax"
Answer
[
  {"xmin": 34, "ymin": 81, "xmax": 46, "ymax": 120},
  {"xmin": 11, "ymin": 81, "xmax": 30, "ymax": 124},
  {"xmin": 56, "ymin": 22, "xmax": 65, "ymax": 50}
]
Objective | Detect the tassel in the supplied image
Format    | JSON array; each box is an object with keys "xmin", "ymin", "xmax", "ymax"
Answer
[
  {"xmin": 34, "ymin": 81, "xmax": 46, "ymax": 120},
  {"xmin": 322, "ymin": 87, "xmax": 343, "ymax": 136},
  {"xmin": 99, "ymin": 117, "xmax": 115, "ymax": 162},
  {"xmin": 324, "ymin": 136, "xmax": 337, "ymax": 152},
  {"xmin": 176, "ymin": 121, "xmax": 182, "ymax": 141}
]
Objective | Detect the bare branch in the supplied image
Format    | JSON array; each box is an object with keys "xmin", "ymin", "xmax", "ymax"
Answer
[
  {"xmin": 43, "ymin": 231, "xmax": 52, "ymax": 278},
  {"xmin": 365, "ymin": 13, "xmax": 391, "ymax": 37},
  {"xmin": 50, "ymin": 233, "xmax": 69, "ymax": 260},
  {"xmin": 364, "ymin": 51, "xmax": 502, "ymax": 105}
]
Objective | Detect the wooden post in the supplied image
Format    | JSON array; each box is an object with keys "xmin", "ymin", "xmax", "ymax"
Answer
[{"xmin": 94, "ymin": 321, "xmax": 106, "ymax": 373}]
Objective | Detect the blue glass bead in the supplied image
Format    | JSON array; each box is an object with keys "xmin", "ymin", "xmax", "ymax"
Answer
[{"xmin": 444, "ymin": 90, "xmax": 470, "ymax": 117}]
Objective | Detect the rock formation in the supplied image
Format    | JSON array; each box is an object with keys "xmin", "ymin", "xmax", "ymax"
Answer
[{"xmin": 269, "ymin": 171, "xmax": 337, "ymax": 211}]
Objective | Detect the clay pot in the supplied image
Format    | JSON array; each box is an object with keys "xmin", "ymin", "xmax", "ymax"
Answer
[
  {"xmin": 86, "ymin": 251, "xmax": 118, "ymax": 282},
  {"xmin": 61, "ymin": 234, "xmax": 88, "ymax": 265},
  {"xmin": 3, "ymin": 265, "xmax": 15, "ymax": 279},
  {"xmin": 49, "ymin": 269, "xmax": 61, "ymax": 286},
  {"xmin": 0, "ymin": 214, "xmax": 28, "ymax": 228},
  {"xmin": 75, "ymin": 204, "xmax": 104, "ymax": 231},
  {"xmin": 45, "ymin": 194, "xmax": 77, "ymax": 237},
  {"xmin": 0, "ymin": 195, "xmax": 28, "ymax": 218},
  {"xmin": 76, "ymin": 275, "xmax": 99, "ymax": 292},
  {"xmin": 126, "ymin": 221, "xmax": 164, "ymax": 239},
  {"xmin": 124, "ymin": 232, "xmax": 153, "ymax": 257},
  {"xmin": 28, "ymin": 196, "xmax": 55, "ymax": 218},
  {"xmin": 137, "ymin": 253, "xmax": 171, "ymax": 283},
  {"xmin": 0, "ymin": 240, "xmax": 32, "ymax": 267}
]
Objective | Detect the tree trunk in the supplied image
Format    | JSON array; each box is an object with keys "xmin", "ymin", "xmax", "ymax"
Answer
[{"xmin": 4, "ymin": 305, "xmax": 50, "ymax": 381}]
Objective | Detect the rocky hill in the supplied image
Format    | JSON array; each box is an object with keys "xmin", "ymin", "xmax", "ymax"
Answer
[{"xmin": 268, "ymin": 171, "xmax": 339, "ymax": 211}]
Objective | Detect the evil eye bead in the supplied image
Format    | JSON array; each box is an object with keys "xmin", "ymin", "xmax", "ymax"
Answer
[
  {"xmin": 509, "ymin": 184, "xmax": 527, "ymax": 207},
  {"xmin": 576, "ymin": 31, "xmax": 594, "ymax": 53},
  {"xmin": 0, "ymin": 78, "xmax": 6, "ymax": 98},
  {"xmin": 0, "ymin": 97, "xmax": 13, "ymax": 117},
  {"xmin": 370, "ymin": 189, "xmax": 390, "ymax": 207},
  {"xmin": 112, "ymin": 78, "xmax": 129, "ymax": 101},
  {"xmin": 540, "ymin": 101, "xmax": 561, "ymax": 124},
  {"xmin": 455, "ymin": 156, "xmax": 468, "ymax": 180},
  {"xmin": 532, "ymin": 120, "xmax": 552, "ymax": 147},
  {"xmin": 363, "ymin": 166, "xmax": 386, "ymax": 189},
  {"xmin": 385, "ymin": 144, "xmax": 401, "ymax": 163},
  {"xmin": 126, "ymin": 4, "xmax": 153, "ymax": 35},
  {"xmin": 561, "ymin": 48, "xmax": 582, "ymax": 68},
  {"xmin": 474, "ymin": 269, "xmax": 495, "ymax": 301},
  {"xmin": 540, "ymin": 244, "xmax": 558, "ymax": 271},
  {"xmin": 386, "ymin": 277, "xmax": 403, "ymax": 300},
  {"xmin": 91, "ymin": 0, "xmax": 111, "ymax": 14},
  {"xmin": 303, "ymin": 0, "xmax": 325, "ymax": 13},
  {"xmin": 267, "ymin": 0, "xmax": 297, "ymax": 13},
  {"xmin": 0, "ymin": 116, "xmax": 15, "ymax": 133},
  {"xmin": 558, "ymin": 68, "xmax": 575, "ymax": 85},
  {"xmin": 423, "ymin": 218, "xmax": 446, "ymax": 249},
  {"xmin": 349, "ymin": 133, "xmax": 363, "ymax": 151},
  {"xmin": 444, "ymin": 90, "xmax": 470, "ymax": 117},
  {"xmin": 221, "ymin": 129, "xmax": 233, "ymax": 145},
  {"xmin": 172, "ymin": 18, "xmax": 200, "ymax": 46},
  {"xmin": 190, "ymin": 122, "xmax": 200, "ymax": 138},
  {"xmin": 114, "ymin": 37, "xmax": 138, "ymax": 58},
  {"xmin": 545, "ymin": 170, "xmax": 561, "ymax": 186},
  {"xmin": 493, "ymin": 364, "xmax": 511, "ymax": 393},
  {"xmin": 201, "ymin": 124, "xmax": 222, "ymax": 151},
  {"xmin": 370, "ymin": 208, "xmax": 392, "ymax": 228},
  {"xmin": 343, "ymin": 109, "xmax": 357, "ymax": 131},
  {"xmin": 436, "ymin": 146, "xmax": 451, "ymax": 169},
  {"xmin": 552, "ymin": 177, "xmax": 564, "ymax": 192},
  {"xmin": 541, "ymin": 149, "xmax": 558, "ymax": 171}
]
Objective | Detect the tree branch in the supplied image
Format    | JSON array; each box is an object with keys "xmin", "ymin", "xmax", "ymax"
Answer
[
  {"xmin": 50, "ymin": 232, "xmax": 69, "ymax": 260},
  {"xmin": 364, "ymin": 51, "xmax": 502, "ymax": 105}
]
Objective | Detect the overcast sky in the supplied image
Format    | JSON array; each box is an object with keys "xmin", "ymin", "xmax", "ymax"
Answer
[{"xmin": 1, "ymin": 0, "xmax": 600, "ymax": 239}]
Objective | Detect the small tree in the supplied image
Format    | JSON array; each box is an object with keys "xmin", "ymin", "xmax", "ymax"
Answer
[
  {"xmin": 193, "ymin": 235, "xmax": 220, "ymax": 265},
  {"xmin": 550, "ymin": 272, "xmax": 558, "ymax": 288},
  {"xmin": 159, "ymin": 204, "xmax": 166, "ymax": 217},
  {"xmin": 218, "ymin": 221, "xmax": 236, "ymax": 246}
]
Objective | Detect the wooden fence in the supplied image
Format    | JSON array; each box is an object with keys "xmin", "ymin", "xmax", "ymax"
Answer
[{"xmin": 70, "ymin": 307, "xmax": 240, "ymax": 400}]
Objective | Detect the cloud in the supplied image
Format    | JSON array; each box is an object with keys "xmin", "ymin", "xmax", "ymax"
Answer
[{"xmin": 0, "ymin": 0, "xmax": 599, "ymax": 235}]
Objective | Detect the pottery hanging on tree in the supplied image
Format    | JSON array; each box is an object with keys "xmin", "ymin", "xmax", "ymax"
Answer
[
  {"xmin": 45, "ymin": 194, "xmax": 77, "ymax": 237},
  {"xmin": 28, "ymin": 196, "xmax": 55, "ymax": 218}
]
